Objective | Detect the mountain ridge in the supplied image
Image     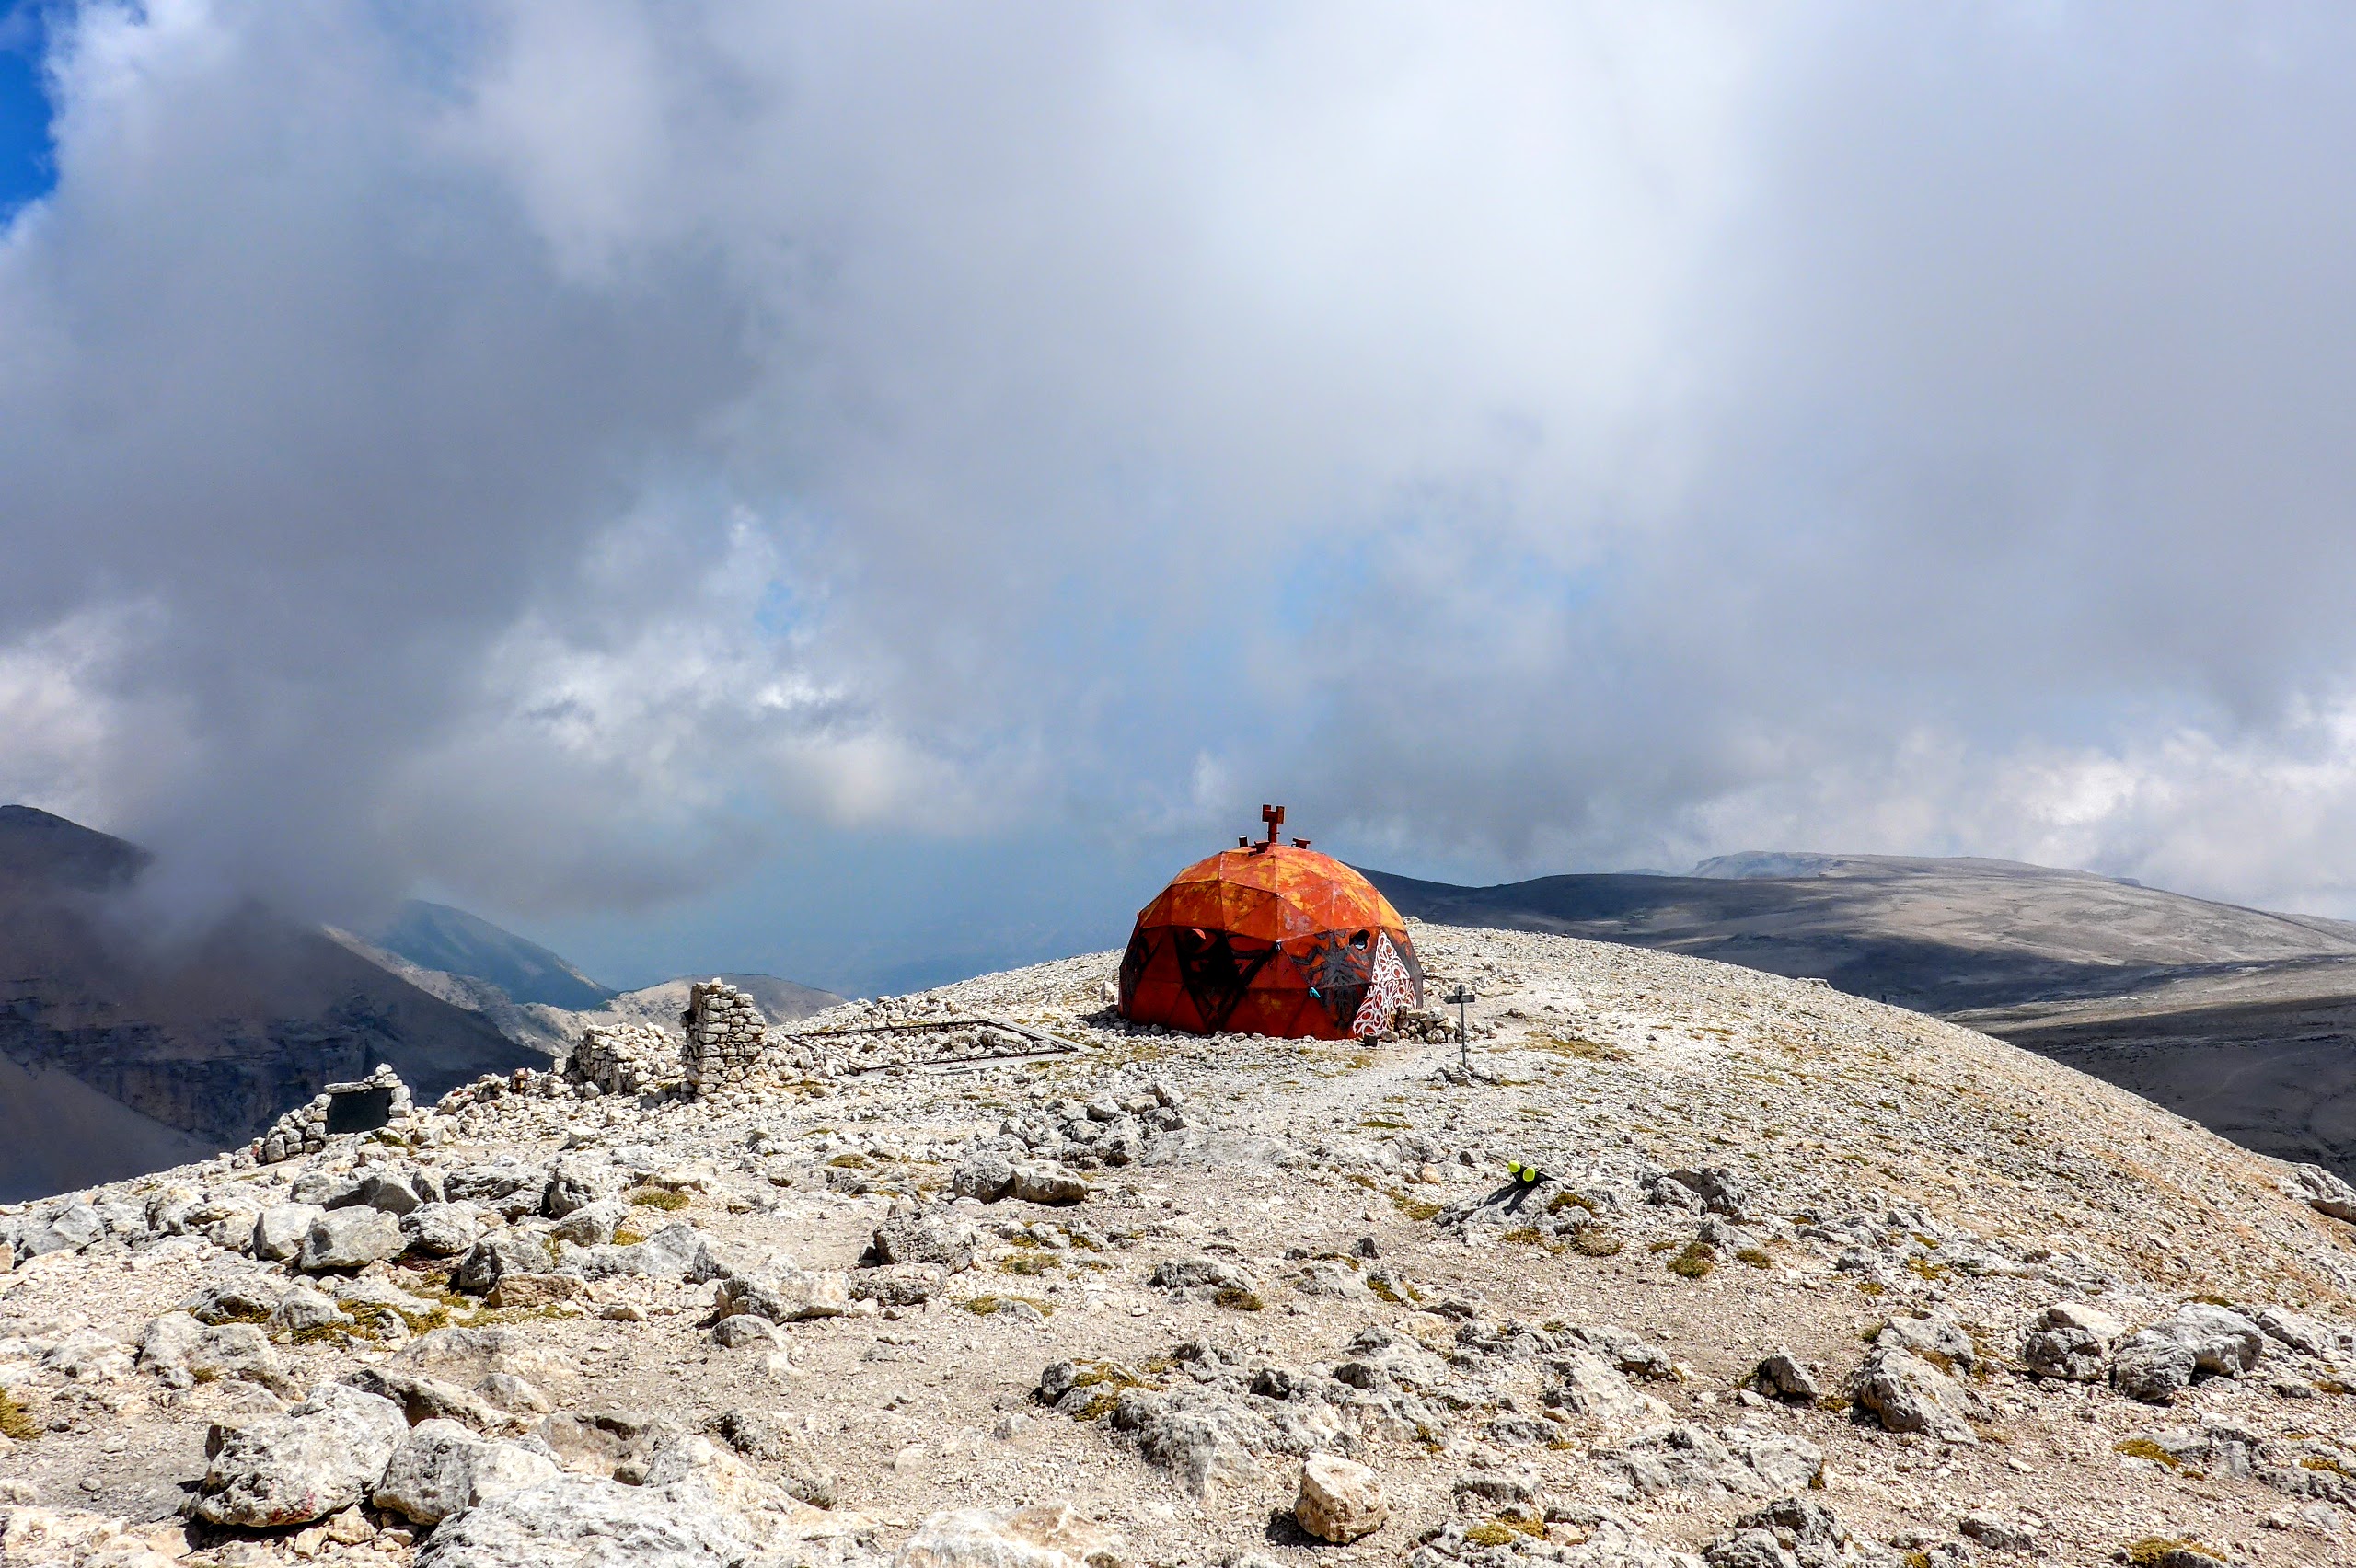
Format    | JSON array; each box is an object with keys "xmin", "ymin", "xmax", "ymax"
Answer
[{"xmin": 1365, "ymin": 851, "xmax": 2356, "ymax": 1175}]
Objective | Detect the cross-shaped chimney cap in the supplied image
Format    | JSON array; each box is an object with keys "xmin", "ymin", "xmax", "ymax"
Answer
[{"xmin": 1259, "ymin": 803, "xmax": 1286, "ymax": 847}]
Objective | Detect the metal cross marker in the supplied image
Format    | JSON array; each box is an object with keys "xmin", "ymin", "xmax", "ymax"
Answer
[
  {"xmin": 1443, "ymin": 983, "xmax": 1476, "ymax": 1073},
  {"xmin": 1260, "ymin": 803, "xmax": 1286, "ymax": 847}
]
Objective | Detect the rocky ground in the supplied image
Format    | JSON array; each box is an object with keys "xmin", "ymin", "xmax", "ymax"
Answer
[{"xmin": 6, "ymin": 921, "xmax": 2356, "ymax": 1567}]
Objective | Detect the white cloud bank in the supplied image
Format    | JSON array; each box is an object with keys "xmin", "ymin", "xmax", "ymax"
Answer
[{"xmin": 9, "ymin": 0, "xmax": 2356, "ymax": 959}]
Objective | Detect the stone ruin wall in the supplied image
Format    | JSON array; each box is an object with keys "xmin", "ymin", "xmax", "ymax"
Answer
[
  {"xmin": 681, "ymin": 978, "xmax": 768, "ymax": 1089},
  {"xmin": 253, "ymin": 1063, "xmax": 414, "ymax": 1164}
]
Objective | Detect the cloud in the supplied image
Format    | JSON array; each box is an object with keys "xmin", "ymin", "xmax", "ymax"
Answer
[{"xmin": 6, "ymin": 0, "xmax": 2356, "ymax": 969}]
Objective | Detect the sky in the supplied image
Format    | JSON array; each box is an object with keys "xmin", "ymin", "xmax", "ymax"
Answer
[{"xmin": 9, "ymin": 3, "xmax": 2356, "ymax": 997}]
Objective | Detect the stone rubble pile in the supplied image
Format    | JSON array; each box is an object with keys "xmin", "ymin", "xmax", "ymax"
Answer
[
  {"xmin": 255, "ymin": 1066, "xmax": 415, "ymax": 1165},
  {"xmin": 567, "ymin": 1022, "xmax": 676, "ymax": 1097}
]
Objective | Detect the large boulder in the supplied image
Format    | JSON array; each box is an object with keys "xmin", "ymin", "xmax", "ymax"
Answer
[
  {"xmin": 251, "ymin": 1203, "xmax": 326, "ymax": 1262},
  {"xmin": 548, "ymin": 1200, "xmax": 629, "ymax": 1249},
  {"xmin": 1009, "ymin": 1163, "xmax": 1090, "ymax": 1205},
  {"xmin": 194, "ymin": 1384, "xmax": 408, "ymax": 1528},
  {"xmin": 299, "ymin": 1208, "xmax": 407, "ymax": 1273},
  {"xmin": 2289, "ymin": 1162, "xmax": 2356, "ymax": 1223},
  {"xmin": 136, "ymin": 1313, "xmax": 290, "ymax": 1393},
  {"xmin": 1853, "ymin": 1347, "xmax": 1983, "ymax": 1443},
  {"xmin": 1599, "ymin": 1425, "xmax": 1824, "ymax": 1497},
  {"xmin": 568, "ymin": 1221, "xmax": 722, "ymax": 1283},
  {"xmin": 1550, "ymin": 1348, "xmax": 1665, "ymax": 1422},
  {"xmin": 870, "ymin": 1212, "xmax": 980, "ymax": 1273},
  {"xmin": 414, "ymin": 1473, "xmax": 756, "ymax": 1568},
  {"xmin": 373, "ymin": 1419, "xmax": 560, "ymax": 1526},
  {"xmin": 2112, "ymin": 1305, "xmax": 2266, "ymax": 1403},
  {"xmin": 2023, "ymin": 1301, "xmax": 2119, "ymax": 1382},
  {"xmin": 402, "ymin": 1203, "xmax": 484, "ymax": 1259},
  {"xmin": 354, "ymin": 1168, "xmax": 432, "ymax": 1216},
  {"xmin": 542, "ymin": 1155, "xmax": 620, "ymax": 1220},
  {"xmin": 1295, "ymin": 1453, "xmax": 1387, "ymax": 1544},
  {"xmin": 393, "ymin": 1328, "xmax": 562, "ymax": 1389},
  {"xmin": 454, "ymin": 1232, "xmax": 554, "ymax": 1297},
  {"xmin": 714, "ymin": 1263, "xmax": 850, "ymax": 1324},
  {"xmin": 952, "ymin": 1153, "xmax": 1015, "ymax": 1203},
  {"xmin": 897, "ymin": 1502, "xmax": 1124, "ymax": 1568}
]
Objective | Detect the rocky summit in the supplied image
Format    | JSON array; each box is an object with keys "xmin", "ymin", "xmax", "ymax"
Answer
[{"xmin": 5, "ymin": 924, "xmax": 2356, "ymax": 1568}]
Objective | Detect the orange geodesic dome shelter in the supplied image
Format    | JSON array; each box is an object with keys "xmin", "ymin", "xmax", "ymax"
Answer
[{"xmin": 1118, "ymin": 805, "xmax": 1425, "ymax": 1040}]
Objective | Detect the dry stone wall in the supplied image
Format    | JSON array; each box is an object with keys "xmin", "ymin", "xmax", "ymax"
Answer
[
  {"xmin": 252, "ymin": 1065, "xmax": 413, "ymax": 1165},
  {"xmin": 682, "ymin": 979, "xmax": 768, "ymax": 1090},
  {"xmin": 568, "ymin": 1022, "xmax": 677, "ymax": 1097}
]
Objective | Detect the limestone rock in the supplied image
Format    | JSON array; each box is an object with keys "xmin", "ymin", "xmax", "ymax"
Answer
[
  {"xmin": 898, "ymin": 1501, "xmax": 1125, "ymax": 1567},
  {"xmin": 2111, "ymin": 1305, "xmax": 2266, "ymax": 1403},
  {"xmin": 2288, "ymin": 1162, "xmax": 2356, "ymax": 1223},
  {"xmin": 1854, "ymin": 1347, "xmax": 1982, "ymax": 1443},
  {"xmin": 570, "ymin": 1220, "xmax": 721, "ymax": 1282},
  {"xmin": 549, "ymin": 1199, "xmax": 629, "ymax": 1248},
  {"xmin": 252, "ymin": 1203, "xmax": 326, "ymax": 1262},
  {"xmin": 454, "ymin": 1231, "xmax": 554, "ymax": 1296},
  {"xmin": 394, "ymin": 1327, "xmax": 561, "ymax": 1389},
  {"xmin": 850, "ymin": 1263, "xmax": 949, "ymax": 1307},
  {"xmin": 137, "ymin": 1312, "xmax": 290, "ymax": 1392},
  {"xmin": 709, "ymin": 1409, "xmax": 837, "ymax": 1508},
  {"xmin": 542, "ymin": 1154, "xmax": 620, "ymax": 1219},
  {"xmin": 871, "ymin": 1211, "xmax": 981, "ymax": 1272},
  {"xmin": 343, "ymin": 1366, "xmax": 515, "ymax": 1434},
  {"xmin": 402, "ymin": 1202, "xmax": 485, "ymax": 1258},
  {"xmin": 413, "ymin": 1473, "xmax": 757, "ymax": 1567},
  {"xmin": 1551, "ymin": 1348, "xmax": 1665, "ymax": 1421},
  {"xmin": 194, "ymin": 1383, "xmax": 408, "ymax": 1528},
  {"xmin": 1750, "ymin": 1352, "xmax": 1821, "ymax": 1405},
  {"xmin": 1295, "ymin": 1453, "xmax": 1387, "ymax": 1543},
  {"xmin": 373, "ymin": 1418, "xmax": 560, "ymax": 1526},
  {"xmin": 1009, "ymin": 1162, "xmax": 1090, "ymax": 1205},
  {"xmin": 715, "ymin": 1262, "xmax": 850, "ymax": 1323},
  {"xmin": 1600, "ymin": 1424, "xmax": 1825, "ymax": 1497},
  {"xmin": 298, "ymin": 1207, "xmax": 406, "ymax": 1273},
  {"xmin": 711, "ymin": 1315, "xmax": 780, "ymax": 1349},
  {"xmin": 354, "ymin": 1168, "xmax": 429, "ymax": 1215},
  {"xmin": 271, "ymin": 1285, "xmax": 354, "ymax": 1338},
  {"xmin": 953, "ymin": 1153, "xmax": 1015, "ymax": 1203}
]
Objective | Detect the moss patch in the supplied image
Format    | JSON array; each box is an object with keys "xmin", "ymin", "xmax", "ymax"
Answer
[
  {"xmin": 1387, "ymin": 1192, "xmax": 1442, "ymax": 1221},
  {"xmin": 959, "ymin": 1294, "xmax": 1053, "ymax": 1319},
  {"xmin": 1668, "ymin": 1240, "xmax": 1717, "ymax": 1279},
  {"xmin": 1213, "ymin": 1286, "xmax": 1265, "ymax": 1312},
  {"xmin": 2113, "ymin": 1438, "xmax": 2187, "ymax": 1470},
  {"xmin": 0, "ymin": 1389, "xmax": 39, "ymax": 1441},
  {"xmin": 627, "ymin": 1187, "xmax": 691, "ymax": 1211},
  {"xmin": 2124, "ymin": 1539, "xmax": 2212, "ymax": 1568},
  {"xmin": 1569, "ymin": 1224, "xmax": 1623, "ymax": 1257},
  {"xmin": 999, "ymin": 1254, "xmax": 1061, "ymax": 1276}
]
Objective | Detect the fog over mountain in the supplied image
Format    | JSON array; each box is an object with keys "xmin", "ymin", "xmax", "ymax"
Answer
[{"xmin": 6, "ymin": 6, "xmax": 2356, "ymax": 982}]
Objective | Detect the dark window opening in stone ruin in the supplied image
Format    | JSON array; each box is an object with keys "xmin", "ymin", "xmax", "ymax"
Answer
[{"xmin": 325, "ymin": 1087, "xmax": 395, "ymax": 1136}]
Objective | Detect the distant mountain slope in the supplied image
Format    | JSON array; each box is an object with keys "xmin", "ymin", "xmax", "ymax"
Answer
[
  {"xmin": 1366, "ymin": 851, "xmax": 2356, "ymax": 1174},
  {"xmin": 0, "ymin": 1052, "xmax": 216, "ymax": 1198},
  {"xmin": 366, "ymin": 899, "xmax": 615, "ymax": 1010},
  {"xmin": 0, "ymin": 806, "xmax": 543, "ymax": 1201},
  {"xmin": 588, "ymin": 973, "xmax": 840, "ymax": 1033},
  {"xmin": 1366, "ymin": 854, "xmax": 2356, "ymax": 1012}
]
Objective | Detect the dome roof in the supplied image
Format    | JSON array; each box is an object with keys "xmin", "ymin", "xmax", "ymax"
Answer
[{"xmin": 1118, "ymin": 810, "xmax": 1423, "ymax": 1040}]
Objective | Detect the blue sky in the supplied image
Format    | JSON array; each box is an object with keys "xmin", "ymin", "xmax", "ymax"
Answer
[
  {"xmin": 0, "ymin": 4, "xmax": 50, "ymax": 218},
  {"xmin": 13, "ymin": 4, "xmax": 2356, "ymax": 997}
]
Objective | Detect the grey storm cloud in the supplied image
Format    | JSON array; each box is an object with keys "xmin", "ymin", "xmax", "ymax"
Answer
[{"xmin": 8, "ymin": 0, "xmax": 2356, "ymax": 942}]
